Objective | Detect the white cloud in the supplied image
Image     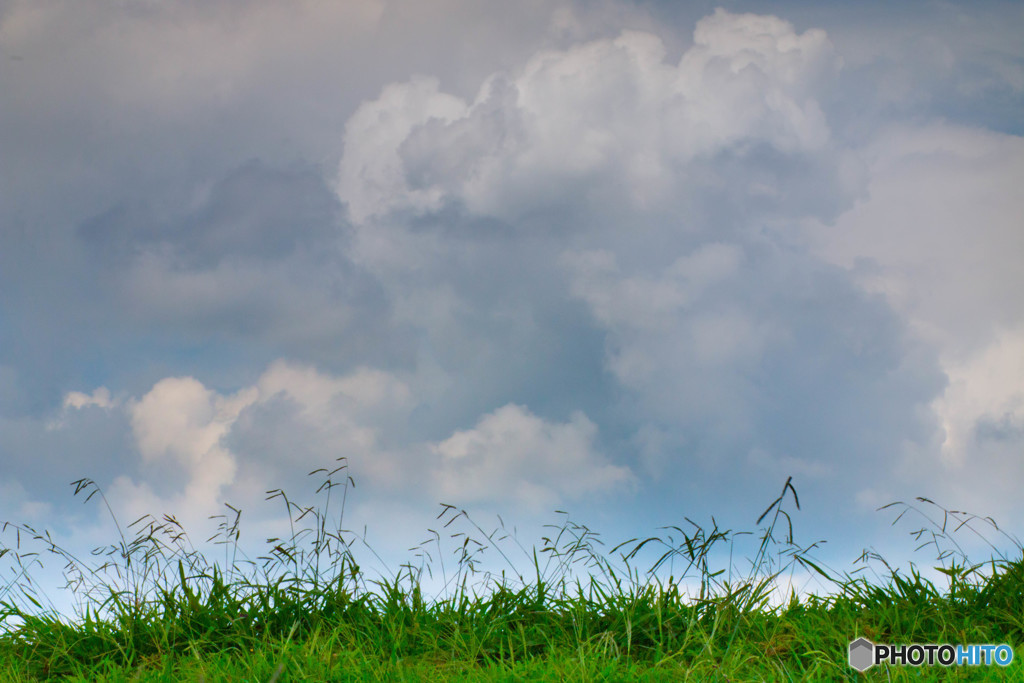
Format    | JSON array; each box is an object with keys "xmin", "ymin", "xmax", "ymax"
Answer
[
  {"xmin": 63, "ymin": 363, "xmax": 630, "ymax": 533},
  {"xmin": 432, "ymin": 403, "xmax": 634, "ymax": 511},
  {"xmin": 47, "ymin": 387, "xmax": 117, "ymax": 430},
  {"xmin": 242, "ymin": 360, "xmax": 414, "ymax": 488},
  {"xmin": 129, "ymin": 377, "xmax": 254, "ymax": 467},
  {"xmin": 63, "ymin": 387, "xmax": 114, "ymax": 411},
  {"xmin": 933, "ymin": 326, "xmax": 1024, "ymax": 470},
  {"xmin": 805, "ymin": 122, "xmax": 1024, "ymax": 511},
  {"xmin": 106, "ymin": 362, "xmax": 412, "ymax": 530},
  {"xmin": 807, "ymin": 123, "xmax": 1024, "ymax": 357},
  {"xmin": 563, "ymin": 243, "xmax": 742, "ymax": 332},
  {"xmin": 257, "ymin": 359, "xmax": 411, "ymax": 418},
  {"xmin": 115, "ymin": 377, "xmax": 255, "ymax": 526},
  {"xmin": 330, "ymin": 9, "xmax": 948, "ymax": 518},
  {"xmin": 337, "ymin": 77, "xmax": 468, "ymax": 224},
  {"xmin": 563, "ymin": 243, "xmax": 773, "ymax": 419},
  {"xmin": 336, "ymin": 9, "xmax": 840, "ymax": 230}
]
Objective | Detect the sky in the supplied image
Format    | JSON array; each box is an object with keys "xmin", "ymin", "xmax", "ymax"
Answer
[{"xmin": 1, "ymin": 0, "xmax": 1023, "ymax": 616}]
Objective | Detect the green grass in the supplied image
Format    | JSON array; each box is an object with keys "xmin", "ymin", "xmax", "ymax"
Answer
[{"xmin": 2, "ymin": 464, "xmax": 1022, "ymax": 681}]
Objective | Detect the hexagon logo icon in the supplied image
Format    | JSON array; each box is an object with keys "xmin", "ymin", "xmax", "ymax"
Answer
[{"xmin": 849, "ymin": 637, "xmax": 875, "ymax": 672}]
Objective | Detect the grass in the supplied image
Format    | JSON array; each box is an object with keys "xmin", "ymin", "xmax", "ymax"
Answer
[{"xmin": 1, "ymin": 461, "xmax": 1022, "ymax": 681}]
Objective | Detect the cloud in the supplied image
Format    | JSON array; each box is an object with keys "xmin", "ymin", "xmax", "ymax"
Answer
[
  {"xmin": 807, "ymin": 124, "xmax": 1024, "ymax": 357},
  {"xmin": 43, "ymin": 387, "xmax": 117, "ymax": 431},
  {"xmin": 337, "ymin": 77, "xmax": 470, "ymax": 225},
  {"xmin": 0, "ymin": 0, "xmax": 586, "ymax": 400},
  {"xmin": 337, "ymin": 9, "xmax": 845, "ymax": 234},
  {"xmin": 327, "ymin": 7, "xmax": 958, "ymax": 537},
  {"xmin": 0, "ymin": 0, "xmax": 589, "ymax": 244},
  {"xmin": 3, "ymin": 2, "xmax": 1023, "ymax": 605},
  {"xmin": 432, "ymin": 403, "xmax": 634, "ymax": 511},
  {"xmin": 112, "ymin": 377, "xmax": 255, "ymax": 526},
  {"xmin": 63, "ymin": 387, "xmax": 114, "ymax": 411},
  {"xmin": 229, "ymin": 360, "xmax": 416, "ymax": 491},
  {"xmin": 803, "ymin": 122, "xmax": 1024, "ymax": 514},
  {"xmin": 935, "ymin": 328, "xmax": 1024, "ymax": 468},
  {"xmin": 88, "ymin": 360, "xmax": 628, "ymax": 533},
  {"xmin": 105, "ymin": 362, "xmax": 414, "ymax": 528},
  {"xmin": 564, "ymin": 238, "xmax": 945, "ymax": 493},
  {"xmin": 63, "ymin": 162, "xmax": 396, "ymax": 385},
  {"xmin": 0, "ymin": 0, "xmax": 388, "ymax": 246},
  {"xmin": 562, "ymin": 243, "xmax": 743, "ymax": 333}
]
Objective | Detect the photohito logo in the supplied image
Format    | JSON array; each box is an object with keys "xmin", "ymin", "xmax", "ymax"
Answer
[{"xmin": 849, "ymin": 637, "xmax": 1015, "ymax": 672}]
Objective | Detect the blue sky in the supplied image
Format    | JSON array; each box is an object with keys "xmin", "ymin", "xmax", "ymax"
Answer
[{"xmin": 1, "ymin": 0, "xmax": 1023, "ymax": 614}]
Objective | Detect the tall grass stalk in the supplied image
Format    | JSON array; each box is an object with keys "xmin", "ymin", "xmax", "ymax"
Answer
[{"xmin": 1, "ymin": 463, "xmax": 1021, "ymax": 681}]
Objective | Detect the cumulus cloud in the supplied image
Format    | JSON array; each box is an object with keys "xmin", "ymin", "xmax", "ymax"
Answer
[
  {"xmin": 62, "ymin": 387, "xmax": 114, "ymax": 411},
  {"xmin": 230, "ymin": 360, "xmax": 416, "ymax": 491},
  {"xmin": 103, "ymin": 362, "xmax": 411, "ymax": 528},
  {"xmin": 43, "ymin": 387, "xmax": 117, "ymax": 431},
  {"xmin": 432, "ymin": 403, "xmax": 633, "ymax": 511},
  {"xmin": 808, "ymin": 124, "xmax": 1024, "ymax": 356},
  {"xmin": 562, "ymin": 243, "xmax": 743, "ymax": 334},
  {"xmin": 112, "ymin": 377, "xmax": 255, "ymax": 526},
  {"xmin": 81, "ymin": 360, "xmax": 622, "ymax": 533},
  {"xmin": 338, "ymin": 10, "xmax": 843, "ymax": 232},
  {"xmin": 805, "ymin": 123, "xmax": 1024, "ymax": 514},
  {"xmin": 935, "ymin": 329, "xmax": 1024, "ymax": 467},
  {"xmin": 564, "ymin": 238, "xmax": 944, "ymax": 493},
  {"xmin": 338, "ymin": 77, "xmax": 470, "ymax": 225},
  {"xmin": 327, "ymin": 7, "xmax": 957, "ymax": 536}
]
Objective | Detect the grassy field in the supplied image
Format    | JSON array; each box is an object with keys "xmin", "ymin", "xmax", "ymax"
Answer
[{"xmin": 2, "ymin": 464, "xmax": 1022, "ymax": 681}]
